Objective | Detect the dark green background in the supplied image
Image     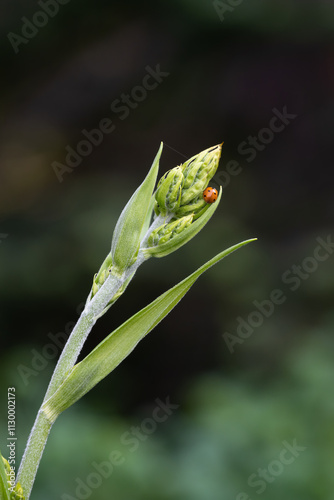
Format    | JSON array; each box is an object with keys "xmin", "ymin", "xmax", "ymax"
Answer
[{"xmin": 1, "ymin": 1, "xmax": 334, "ymax": 499}]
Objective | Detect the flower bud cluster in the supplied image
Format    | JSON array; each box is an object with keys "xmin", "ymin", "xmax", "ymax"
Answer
[
  {"xmin": 154, "ymin": 144, "xmax": 222, "ymax": 220},
  {"xmin": 145, "ymin": 144, "xmax": 222, "ymax": 256},
  {"xmin": 87, "ymin": 143, "xmax": 222, "ymax": 308},
  {"xmin": 147, "ymin": 215, "xmax": 194, "ymax": 247}
]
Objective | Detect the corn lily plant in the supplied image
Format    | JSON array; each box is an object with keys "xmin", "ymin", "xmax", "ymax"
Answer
[{"xmin": 0, "ymin": 143, "xmax": 256, "ymax": 500}]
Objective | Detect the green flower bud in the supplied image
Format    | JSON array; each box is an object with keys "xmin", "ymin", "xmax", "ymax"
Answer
[
  {"xmin": 11, "ymin": 484, "xmax": 25, "ymax": 500},
  {"xmin": 174, "ymin": 194, "xmax": 207, "ymax": 218},
  {"xmin": 1, "ymin": 456, "xmax": 25, "ymax": 500},
  {"xmin": 154, "ymin": 166, "xmax": 184, "ymax": 216},
  {"xmin": 144, "ymin": 187, "xmax": 222, "ymax": 258},
  {"xmin": 87, "ymin": 250, "xmax": 133, "ymax": 318},
  {"xmin": 147, "ymin": 215, "xmax": 194, "ymax": 248},
  {"xmin": 153, "ymin": 143, "xmax": 222, "ymax": 219},
  {"xmin": 90, "ymin": 253, "xmax": 113, "ymax": 298},
  {"xmin": 179, "ymin": 143, "xmax": 222, "ymax": 206}
]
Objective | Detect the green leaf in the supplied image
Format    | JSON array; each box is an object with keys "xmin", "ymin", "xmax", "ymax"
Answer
[
  {"xmin": 111, "ymin": 143, "xmax": 163, "ymax": 273},
  {"xmin": 139, "ymin": 194, "xmax": 156, "ymax": 242},
  {"xmin": 0, "ymin": 452, "xmax": 11, "ymax": 500},
  {"xmin": 144, "ymin": 187, "xmax": 223, "ymax": 258},
  {"xmin": 42, "ymin": 238, "xmax": 257, "ymax": 422}
]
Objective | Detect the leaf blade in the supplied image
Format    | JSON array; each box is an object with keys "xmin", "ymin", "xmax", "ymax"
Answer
[
  {"xmin": 43, "ymin": 238, "xmax": 257, "ymax": 421},
  {"xmin": 111, "ymin": 143, "xmax": 163, "ymax": 272}
]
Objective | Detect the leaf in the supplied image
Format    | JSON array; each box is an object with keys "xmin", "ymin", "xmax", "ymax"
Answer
[
  {"xmin": 139, "ymin": 194, "xmax": 156, "ymax": 242},
  {"xmin": 111, "ymin": 143, "xmax": 163, "ymax": 273},
  {"xmin": 42, "ymin": 238, "xmax": 257, "ymax": 422}
]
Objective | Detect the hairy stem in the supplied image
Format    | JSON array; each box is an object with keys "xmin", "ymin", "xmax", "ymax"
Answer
[
  {"xmin": 17, "ymin": 273, "xmax": 123, "ymax": 498},
  {"xmin": 16, "ymin": 214, "xmax": 168, "ymax": 498},
  {"xmin": 15, "ymin": 410, "xmax": 53, "ymax": 499}
]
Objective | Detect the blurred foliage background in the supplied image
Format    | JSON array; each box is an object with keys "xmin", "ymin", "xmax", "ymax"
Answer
[{"xmin": 1, "ymin": 0, "xmax": 334, "ymax": 499}]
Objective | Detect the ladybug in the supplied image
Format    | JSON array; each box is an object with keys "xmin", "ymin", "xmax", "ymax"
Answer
[{"xmin": 203, "ymin": 187, "xmax": 218, "ymax": 203}]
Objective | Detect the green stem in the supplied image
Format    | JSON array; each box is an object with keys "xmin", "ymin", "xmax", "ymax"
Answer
[
  {"xmin": 16, "ymin": 214, "xmax": 169, "ymax": 499},
  {"xmin": 17, "ymin": 273, "xmax": 123, "ymax": 498},
  {"xmin": 15, "ymin": 410, "xmax": 54, "ymax": 499}
]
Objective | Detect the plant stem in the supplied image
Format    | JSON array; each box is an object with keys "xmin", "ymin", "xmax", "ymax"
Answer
[
  {"xmin": 16, "ymin": 213, "xmax": 170, "ymax": 498},
  {"xmin": 15, "ymin": 410, "xmax": 53, "ymax": 499},
  {"xmin": 17, "ymin": 273, "xmax": 123, "ymax": 498}
]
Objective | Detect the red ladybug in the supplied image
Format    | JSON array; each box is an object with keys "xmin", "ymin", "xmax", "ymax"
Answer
[{"xmin": 203, "ymin": 187, "xmax": 218, "ymax": 203}]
